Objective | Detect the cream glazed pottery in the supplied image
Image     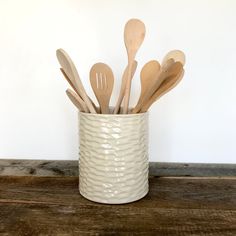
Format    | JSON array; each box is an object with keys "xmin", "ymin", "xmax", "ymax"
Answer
[{"xmin": 78, "ymin": 111, "xmax": 149, "ymax": 204}]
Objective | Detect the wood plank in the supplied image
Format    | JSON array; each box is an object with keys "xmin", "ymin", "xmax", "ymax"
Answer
[
  {"xmin": 0, "ymin": 176, "xmax": 236, "ymax": 235},
  {"xmin": 150, "ymin": 162, "xmax": 236, "ymax": 177},
  {"xmin": 0, "ymin": 159, "xmax": 236, "ymax": 177}
]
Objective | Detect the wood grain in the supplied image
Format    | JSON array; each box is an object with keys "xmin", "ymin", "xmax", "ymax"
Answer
[
  {"xmin": 0, "ymin": 176, "xmax": 235, "ymax": 235},
  {"xmin": 0, "ymin": 160, "xmax": 236, "ymax": 177}
]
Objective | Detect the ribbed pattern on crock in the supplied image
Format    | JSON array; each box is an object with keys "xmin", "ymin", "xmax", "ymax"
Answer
[{"xmin": 79, "ymin": 112, "xmax": 149, "ymax": 204}]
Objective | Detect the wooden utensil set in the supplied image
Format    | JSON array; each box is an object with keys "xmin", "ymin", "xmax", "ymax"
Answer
[{"xmin": 56, "ymin": 19, "xmax": 185, "ymax": 114}]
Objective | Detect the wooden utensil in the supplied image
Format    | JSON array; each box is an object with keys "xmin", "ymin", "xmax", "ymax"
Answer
[
  {"xmin": 113, "ymin": 60, "xmax": 137, "ymax": 114},
  {"xmin": 90, "ymin": 63, "xmax": 114, "ymax": 114},
  {"xmin": 135, "ymin": 60, "xmax": 161, "ymax": 110},
  {"xmin": 60, "ymin": 68, "xmax": 100, "ymax": 112},
  {"xmin": 162, "ymin": 50, "xmax": 186, "ymax": 66},
  {"xmin": 132, "ymin": 62, "xmax": 183, "ymax": 113},
  {"xmin": 140, "ymin": 69, "xmax": 184, "ymax": 112},
  {"xmin": 122, "ymin": 19, "xmax": 146, "ymax": 114},
  {"xmin": 66, "ymin": 89, "xmax": 89, "ymax": 112},
  {"xmin": 60, "ymin": 68, "xmax": 79, "ymax": 94},
  {"xmin": 56, "ymin": 49, "xmax": 96, "ymax": 113},
  {"xmin": 162, "ymin": 58, "xmax": 175, "ymax": 72}
]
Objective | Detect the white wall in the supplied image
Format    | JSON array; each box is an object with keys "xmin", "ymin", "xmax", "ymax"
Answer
[{"xmin": 0, "ymin": 0, "xmax": 236, "ymax": 163}]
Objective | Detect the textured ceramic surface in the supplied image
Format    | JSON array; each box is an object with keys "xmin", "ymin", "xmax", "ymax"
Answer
[{"xmin": 79, "ymin": 112, "xmax": 149, "ymax": 204}]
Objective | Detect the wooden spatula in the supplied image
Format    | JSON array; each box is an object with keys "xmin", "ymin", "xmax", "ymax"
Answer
[
  {"xmin": 113, "ymin": 60, "xmax": 137, "ymax": 114},
  {"xmin": 132, "ymin": 62, "xmax": 183, "ymax": 113},
  {"xmin": 140, "ymin": 69, "xmax": 184, "ymax": 112},
  {"xmin": 90, "ymin": 63, "xmax": 114, "ymax": 114},
  {"xmin": 60, "ymin": 68, "xmax": 99, "ymax": 112},
  {"xmin": 122, "ymin": 19, "xmax": 146, "ymax": 114},
  {"xmin": 66, "ymin": 89, "xmax": 89, "ymax": 113},
  {"xmin": 135, "ymin": 60, "xmax": 161, "ymax": 110},
  {"xmin": 60, "ymin": 68, "xmax": 80, "ymax": 94},
  {"xmin": 56, "ymin": 49, "xmax": 96, "ymax": 113}
]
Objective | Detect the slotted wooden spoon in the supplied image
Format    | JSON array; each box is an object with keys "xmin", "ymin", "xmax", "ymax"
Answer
[
  {"xmin": 113, "ymin": 60, "xmax": 137, "ymax": 114},
  {"xmin": 122, "ymin": 19, "xmax": 146, "ymax": 114},
  {"xmin": 56, "ymin": 49, "xmax": 96, "ymax": 113},
  {"xmin": 140, "ymin": 68, "xmax": 184, "ymax": 112},
  {"xmin": 90, "ymin": 63, "xmax": 114, "ymax": 114}
]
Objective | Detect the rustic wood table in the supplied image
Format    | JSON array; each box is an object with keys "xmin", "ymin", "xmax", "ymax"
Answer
[{"xmin": 0, "ymin": 176, "xmax": 235, "ymax": 235}]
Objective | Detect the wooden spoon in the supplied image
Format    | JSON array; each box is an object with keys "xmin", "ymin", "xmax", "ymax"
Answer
[
  {"xmin": 162, "ymin": 50, "xmax": 186, "ymax": 66},
  {"xmin": 135, "ymin": 60, "xmax": 161, "ymax": 110},
  {"xmin": 90, "ymin": 63, "xmax": 114, "ymax": 114},
  {"xmin": 162, "ymin": 58, "xmax": 175, "ymax": 72},
  {"xmin": 66, "ymin": 89, "xmax": 89, "ymax": 113},
  {"xmin": 113, "ymin": 60, "xmax": 137, "ymax": 114},
  {"xmin": 122, "ymin": 19, "xmax": 146, "ymax": 114},
  {"xmin": 56, "ymin": 49, "xmax": 96, "ymax": 113},
  {"xmin": 132, "ymin": 62, "xmax": 183, "ymax": 113},
  {"xmin": 140, "ymin": 69, "xmax": 184, "ymax": 112}
]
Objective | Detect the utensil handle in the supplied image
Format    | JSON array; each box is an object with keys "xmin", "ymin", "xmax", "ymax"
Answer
[
  {"xmin": 66, "ymin": 89, "xmax": 89, "ymax": 113},
  {"xmin": 113, "ymin": 94, "xmax": 123, "ymax": 114},
  {"xmin": 113, "ymin": 61, "xmax": 137, "ymax": 114},
  {"xmin": 122, "ymin": 59, "xmax": 133, "ymax": 114},
  {"xmin": 100, "ymin": 104, "xmax": 110, "ymax": 114}
]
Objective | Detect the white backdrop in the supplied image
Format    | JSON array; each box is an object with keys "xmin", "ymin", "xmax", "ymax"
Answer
[{"xmin": 0, "ymin": 0, "xmax": 236, "ymax": 163}]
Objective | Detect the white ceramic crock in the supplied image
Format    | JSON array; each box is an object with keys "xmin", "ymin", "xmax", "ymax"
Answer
[{"xmin": 78, "ymin": 111, "xmax": 149, "ymax": 204}]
